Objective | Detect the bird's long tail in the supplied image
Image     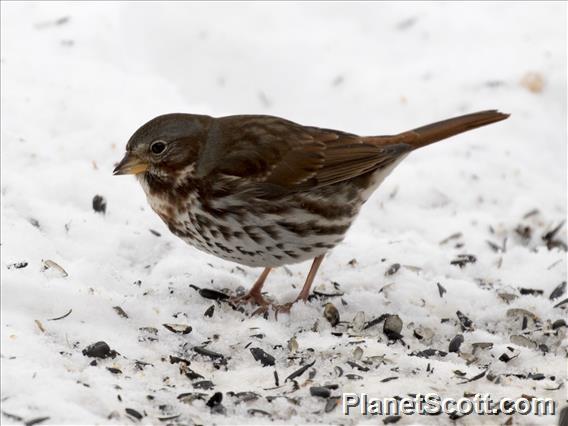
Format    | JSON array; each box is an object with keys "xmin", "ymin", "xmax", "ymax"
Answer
[{"xmin": 368, "ymin": 110, "xmax": 509, "ymax": 149}]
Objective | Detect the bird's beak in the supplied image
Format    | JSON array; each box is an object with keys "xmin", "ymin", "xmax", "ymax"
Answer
[{"xmin": 113, "ymin": 153, "xmax": 149, "ymax": 175}]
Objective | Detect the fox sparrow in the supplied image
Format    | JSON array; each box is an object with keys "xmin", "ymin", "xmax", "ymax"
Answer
[{"xmin": 114, "ymin": 110, "xmax": 508, "ymax": 313}]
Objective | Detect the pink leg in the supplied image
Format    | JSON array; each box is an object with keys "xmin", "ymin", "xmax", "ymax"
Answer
[
  {"xmin": 295, "ymin": 255, "xmax": 325, "ymax": 302},
  {"xmin": 230, "ymin": 267, "xmax": 272, "ymax": 306},
  {"xmin": 273, "ymin": 255, "xmax": 326, "ymax": 317}
]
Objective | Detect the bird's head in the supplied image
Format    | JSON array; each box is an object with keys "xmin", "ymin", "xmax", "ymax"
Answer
[{"xmin": 113, "ymin": 113, "xmax": 211, "ymax": 179}]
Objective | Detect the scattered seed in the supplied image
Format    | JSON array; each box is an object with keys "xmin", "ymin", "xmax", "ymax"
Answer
[
  {"xmin": 134, "ymin": 360, "xmax": 152, "ymax": 371},
  {"xmin": 313, "ymin": 287, "xmax": 345, "ymax": 298},
  {"xmin": 506, "ymin": 308, "xmax": 539, "ymax": 321},
  {"xmin": 542, "ymin": 220, "xmax": 565, "ymax": 242},
  {"xmin": 450, "ymin": 254, "xmax": 477, "ymax": 268},
  {"xmin": 472, "ymin": 342, "xmax": 493, "ymax": 352},
  {"xmin": 352, "ymin": 346, "xmax": 363, "ymax": 361},
  {"xmin": 334, "ymin": 366, "xmax": 344, "ymax": 377},
  {"xmin": 440, "ymin": 232, "xmax": 462, "ymax": 245},
  {"xmin": 411, "ymin": 349, "xmax": 448, "ymax": 359},
  {"xmin": 345, "ymin": 374, "xmax": 363, "ymax": 380},
  {"xmin": 287, "ymin": 336, "xmax": 298, "ymax": 353},
  {"xmin": 310, "ymin": 386, "xmax": 331, "ymax": 398},
  {"xmin": 285, "ymin": 360, "xmax": 316, "ymax": 382},
  {"xmin": 325, "ymin": 397, "xmax": 340, "ymax": 412},
  {"xmin": 383, "ymin": 315, "xmax": 403, "ymax": 339},
  {"xmin": 180, "ymin": 364, "xmax": 204, "ymax": 381},
  {"xmin": 200, "ymin": 305, "xmax": 214, "ymax": 319},
  {"xmin": 498, "ymin": 292, "xmax": 518, "ymax": 303},
  {"xmin": 192, "ymin": 380, "xmax": 215, "ymax": 390},
  {"xmin": 162, "ymin": 324, "xmax": 192, "ymax": 334},
  {"xmin": 519, "ymin": 288, "xmax": 544, "ymax": 296},
  {"xmin": 177, "ymin": 392, "xmax": 207, "ymax": 404},
  {"xmin": 528, "ymin": 373, "xmax": 546, "ymax": 380},
  {"xmin": 385, "ymin": 263, "xmax": 400, "ymax": 276},
  {"xmin": 206, "ymin": 392, "xmax": 223, "ymax": 408},
  {"xmin": 383, "ymin": 416, "xmax": 402, "ymax": 424},
  {"xmin": 449, "ymin": 334, "xmax": 464, "ymax": 353},
  {"xmin": 113, "ymin": 306, "xmax": 128, "ymax": 319},
  {"xmin": 28, "ymin": 218, "xmax": 40, "ymax": 228},
  {"xmin": 198, "ymin": 288, "xmax": 230, "ymax": 301},
  {"xmin": 346, "ymin": 361, "xmax": 369, "ymax": 372},
  {"xmin": 459, "ymin": 369, "xmax": 486, "ymax": 384},
  {"xmin": 125, "ymin": 408, "xmax": 143, "ymax": 421},
  {"xmin": 380, "ymin": 377, "xmax": 399, "ymax": 383},
  {"xmin": 364, "ymin": 314, "xmax": 389, "ymax": 330},
  {"xmin": 550, "ymin": 282, "xmax": 566, "ymax": 300},
  {"xmin": 158, "ymin": 415, "xmax": 180, "ymax": 422},
  {"xmin": 413, "ymin": 326, "xmax": 434, "ymax": 342},
  {"xmin": 82, "ymin": 341, "xmax": 118, "ymax": 359},
  {"xmin": 248, "ymin": 409, "xmax": 271, "ymax": 417},
  {"xmin": 47, "ymin": 309, "xmax": 72, "ymax": 321},
  {"xmin": 170, "ymin": 354, "xmax": 192, "ymax": 365},
  {"xmin": 7, "ymin": 262, "xmax": 28, "ymax": 270},
  {"xmin": 107, "ymin": 367, "xmax": 122, "ymax": 375},
  {"xmin": 41, "ymin": 259, "xmax": 68, "ymax": 277},
  {"xmin": 228, "ymin": 391, "xmax": 261, "ymax": 403},
  {"xmin": 515, "ymin": 225, "xmax": 532, "ymax": 241},
  {"xmin": 250, "ymin": 347, "xmax": 275, "ymax": 367},
  {"xmin": 149, "ymin": 229, "xmax": 161, "ymax": 237},
  {"xmin": 138, "ymin": 327, "xmax": 158, "ymax": 343},
  {"xmin": 323, "ymin": 303, "xmax": 340, "ymax": 327},
  {"xmin": 510, "ymin": 335, "xmax": 537, "ymax": 349},
  {"xmin": 1, "ymin": 411, "xmax": 23, "ymax": 422},
  {"xmin": 456, "ymin": 311, "xmax": 474, "ymax": 332},
  {"xmin": 25, "ymin": 417, "xmax": 50, "ymax": 426},
  {"xmin": 436, "ymin": 282, "xmax": 446, "ymax": 298},
  {"xmin": 193, "ymin": 346, "xmax": 225, "ymax": 359},
  {"xmin": 486, "ymin": 240, "xmax": 501, "ymax": 252},
  {"xmin": 92, "ymin": 195, "xmax": 106, "ymax": 214},
  {"xmin": 34, "ymin": 320, "xmax": 45, "ymax": 333},
  {"xmin": 351, "ymin": 311, "xmax": 365, "ymax": 333}
]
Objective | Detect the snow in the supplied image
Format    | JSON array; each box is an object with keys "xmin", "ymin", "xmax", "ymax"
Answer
[{"xmin": 1, "ymin": 2, "xmax": 566, "ymax": 425}]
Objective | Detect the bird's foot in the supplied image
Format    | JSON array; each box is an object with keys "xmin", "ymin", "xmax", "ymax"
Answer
[
  {"xmin": 251, "ymin": 300, "xmax": 307, "ymax": 319},
  {"xmin": 229, "ymin": 291, "xmax": 270, "ymax": 308}
]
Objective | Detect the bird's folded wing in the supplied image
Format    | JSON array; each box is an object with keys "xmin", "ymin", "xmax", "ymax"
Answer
[{"xmin": 196, "ymin": 115, "xmax": 410, "ymax": 198}]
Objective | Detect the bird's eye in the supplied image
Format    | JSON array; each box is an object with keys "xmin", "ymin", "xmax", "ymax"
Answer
[{"xmin": 150, "ymin": 140, "xmax": 167, "ymax": 155}]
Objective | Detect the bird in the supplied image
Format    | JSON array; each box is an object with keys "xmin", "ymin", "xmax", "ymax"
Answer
[{"xmin": 114, "ymin": 110, "xmax": 509, "ymax": 314}]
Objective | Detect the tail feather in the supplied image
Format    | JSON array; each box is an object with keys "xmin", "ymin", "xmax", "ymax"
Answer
[{"xmin": 368, "ymin": 110, "xmax": 509, "ymax": 149}]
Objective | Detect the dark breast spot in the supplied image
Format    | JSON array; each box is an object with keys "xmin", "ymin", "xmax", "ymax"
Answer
[
  {"xmin": 215, "ymin": 242, "xmax": 233, "ymax": 253},
  {"xmin": 243, "ymin": 226, "xmax": 264, "ymax": 244},
  {"xmin": 284, "ymin": 250, "xmax": 299, "ymax": 259}
]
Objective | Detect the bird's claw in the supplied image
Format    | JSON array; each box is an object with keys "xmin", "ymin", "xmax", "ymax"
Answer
[
  {"xmin": 229, "ymin": 291, "xmax": 270, "ymax": 308},
  {"xmin": 251, "ymin": 302, "xmax": 294, "ymax": 319}
]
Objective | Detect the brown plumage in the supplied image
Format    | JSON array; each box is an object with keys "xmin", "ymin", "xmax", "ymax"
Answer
[{"xmin": 114, "ymin": 110, "xmax": 508, "ymax": 314}]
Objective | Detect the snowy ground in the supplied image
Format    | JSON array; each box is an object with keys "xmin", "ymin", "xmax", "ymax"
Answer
[{"xmin": 1, "ymin": 2, "xmax": 566, "ymax": 425}]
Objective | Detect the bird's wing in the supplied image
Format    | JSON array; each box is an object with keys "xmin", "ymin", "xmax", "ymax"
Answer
[{"xmin": 195, "ymin": 115, "xmax": 409, "ymax": 198}]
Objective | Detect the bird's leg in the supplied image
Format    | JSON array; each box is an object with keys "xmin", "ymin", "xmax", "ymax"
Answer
[
  {"xmin": 295, "ymin": 254, "xmax": 325, "ymax": 302},
  {"xmin": 230, "ymin": 267, "xmax": 272, "ymax": 307},
  {"xmin": 273, "ymin": 255, "xmax": 325, "ymax": 316}
]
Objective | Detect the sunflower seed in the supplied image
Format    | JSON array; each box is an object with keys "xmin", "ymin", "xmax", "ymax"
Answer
[
  {"xmin": 41, "ymin": 259, "xmax": 68, "ymax": 277},
  {"xmin": 250, "ymin": 347, "xmax": 275, "ymax": 367},
  {"xmin": 162, "ymin": 324, "xmax": 192, "ymax": 334},
  {"xmin": 82, "ymin": 341, "xmax": 118, "ymax": 359},
  {"xmin": 323, "ymin": 303, "xmax": 340, "ymax": 327},
  {"xmin": 449, "ymin": 334, "xmax": 464, "ymax": 353}
]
